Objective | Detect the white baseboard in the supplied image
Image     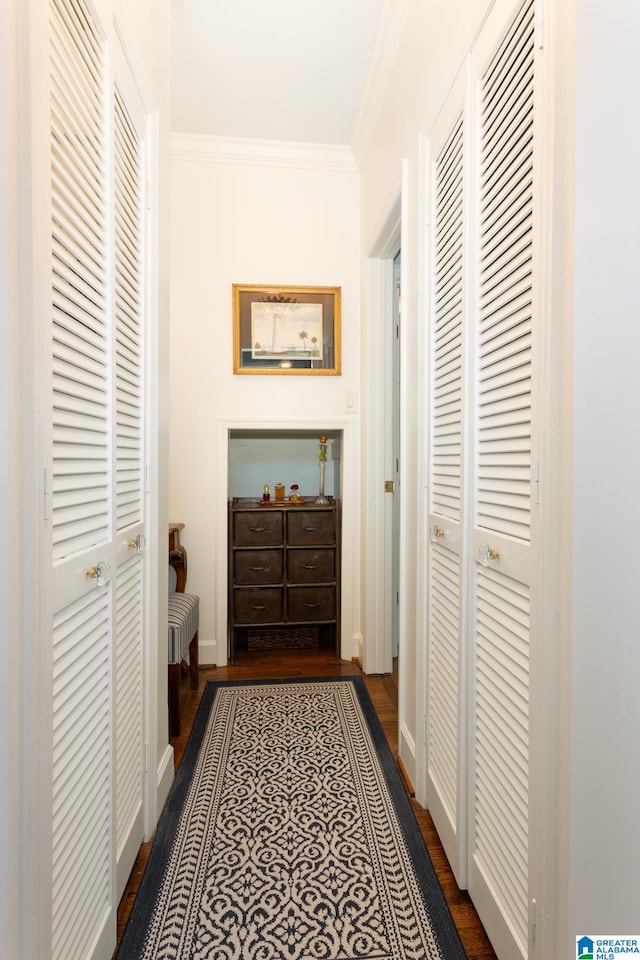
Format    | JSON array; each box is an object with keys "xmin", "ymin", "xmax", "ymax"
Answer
[
  {"xmin": 399, "ymin": 722, "xmax": 416, "ymax": 787},
  {"xmin": 351, "ymin": 632, "xmax": 364, "ymax": 664},
  {"xmin": 201, "ymin": 633, "xmax": 361, "ymax": 667},
  {"xmin": 200, "ymin": 640, "xmax": 218, "ymax": 666},
  {"xmin": 156, "ymin": 743, "xmax": 174, "ymax": 817}
]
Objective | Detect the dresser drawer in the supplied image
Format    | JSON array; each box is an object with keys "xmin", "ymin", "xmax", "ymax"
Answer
[
  {"xmin": 234, "ymin": 587, "xmax": 283, "ymax": 624},
  {"xmin": 235, "ymin": 549, "xmax": 283, "ymax": 585},
  {"xmin": 287, "ymin": 549, "xmax": 335, "ymax": 584},
  {"xmin": 229, "ymin": 499, "xmax": 340, "ymax": 661},
  {"xmin": 234, "ymin": 510, "xmax": 283, "ymax": 546},
  {"xmin": 287, "ymin": 510, "xmax": 335, "ymax": 546},
  {"xmin": 287, "ymin": 586, "xmax": 335, "ymax": 622}
]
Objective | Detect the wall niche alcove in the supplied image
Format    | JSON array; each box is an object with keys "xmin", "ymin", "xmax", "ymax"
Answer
[
  {"xmin": 227, "ymin": 428, "xmax": 342, "ymax": 501},
  {"xmin": 227, "ymin": 429, "xmax": 343, "ymax": 661}
]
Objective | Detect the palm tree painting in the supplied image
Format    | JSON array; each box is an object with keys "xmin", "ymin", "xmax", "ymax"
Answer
[{"xmin": 251, "ymin": 302, "xmax": 323, "ymax": 360}]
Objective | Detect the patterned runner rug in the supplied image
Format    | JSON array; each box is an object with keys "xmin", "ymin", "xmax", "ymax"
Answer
[{"xmin": 117, "ymin": 677, "xmax": 466, "ymax": 959}]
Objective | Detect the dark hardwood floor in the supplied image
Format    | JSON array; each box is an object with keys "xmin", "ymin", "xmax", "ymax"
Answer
[{"xmin": 116, "ymin": 649, "xmax": 497, "ymax": 960}]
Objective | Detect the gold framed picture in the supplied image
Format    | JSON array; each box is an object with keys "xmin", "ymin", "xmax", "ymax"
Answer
[{"xmin": 233, "ymin": 284, "xmax": 341, "ymax": 375}]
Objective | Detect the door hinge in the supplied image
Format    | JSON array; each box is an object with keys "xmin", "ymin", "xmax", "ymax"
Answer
[
  {"xmin": 43, "ymin": 468, "xmax": 50, "ymax": 521},
  {"xmin": 534, "ymin": 458, "xmax": 540, "ymax": 505},
  {"xmin": 385, "ymin": 480, "xmax": 395, "ymax": 493}
]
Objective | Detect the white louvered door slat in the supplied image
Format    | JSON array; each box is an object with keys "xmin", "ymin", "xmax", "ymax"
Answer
[
  {"xmin": 52, "ymin": 591, "xmax": 111, "ymax": 960},
  {"xmin": 115, "ymin": 555, "xmax": 144, "ymax": 892},
  {"xmin": 469, "ymin": 1, "xmax": 537, "ymax": 957},
  {"xmin": 115, "ymin": 86, "xmax": 145, "ymax": 535},
  {"xmin": 113, "ymin": 78, "xmax": 147, "ymax": 900},
  {"xmin": 476, "ymin": 0, "xmax": 534, "ymax": 546},
  {"xmin": 425, "ymin": 75, "xmax": 467, "ymax": 888},
  {"xmin": 49, "ymin": 1, "xmax": 115, "ymax": 959},
  {"xmin": 50, "ymin": 0, "xmax": 109, "ymax": 564},
  {"xmin": 47, "ymin": 1, "xmax": 150, "ymax": 956}
]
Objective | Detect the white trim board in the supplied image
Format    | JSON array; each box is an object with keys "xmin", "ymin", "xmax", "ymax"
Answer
[
  {"xmin": 215, "ymin": 416, "xmax": 359, "ymax": 667},
  {"xmin": 171, "ymin": 133, "xmax": 358, "ymax": 173},
  {"xmin": 352, "ymin": 0, "xmax": 412, "ymax": 160}
]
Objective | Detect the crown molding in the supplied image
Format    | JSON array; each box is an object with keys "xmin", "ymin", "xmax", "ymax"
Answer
[
  {"xmin": 171, "ymin": 133, "xmax": 358, "ymax": 173},
  {"xmin": 351, "ymin": 0, "xmax": 412, "ymax": 161}
]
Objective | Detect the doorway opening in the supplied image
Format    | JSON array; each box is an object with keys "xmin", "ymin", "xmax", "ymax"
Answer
[
  {"xmin": 391, "ymin": 250, "xmax": 401, "ymax": 677},
  {"xmin": 227, "ymin": 428, "xmax": 343, "ymax": 660},
  {"xmin": 363, "ymin": 190, "xmax": 402, "ymax": 677}
]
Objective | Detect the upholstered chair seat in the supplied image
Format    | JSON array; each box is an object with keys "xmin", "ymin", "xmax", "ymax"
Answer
[{"xmin": 168, "ymin": 557, "xmax": 199, "ymax": 737}]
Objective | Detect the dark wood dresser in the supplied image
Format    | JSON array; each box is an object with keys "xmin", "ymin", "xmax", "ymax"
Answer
[{"xmin": 228, "ymin": 498, "xmax": 340, "ymax": 661}]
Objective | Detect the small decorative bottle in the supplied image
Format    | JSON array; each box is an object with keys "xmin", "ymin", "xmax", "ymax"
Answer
[
  {"xmin": 316, "ymin": 436, "xmax": 329, "ymax": 504},
  {"xmin": 262, "ymin": 484, "xmax": 270, "ymax": 503},
  {"xmin": 289, "ymin": 484, "xmax": 300, "ymax": 501},
  {"xmin": 274, "ymin": 482, "xmax": 285, "ymax": 502}
]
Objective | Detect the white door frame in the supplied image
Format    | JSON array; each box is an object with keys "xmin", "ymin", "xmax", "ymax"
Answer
[
  {"xmin": 363, "ymin": 193, "xmax": 402, "ymax": 676},
  {"xmin": 215, "ymin": 416, "xmax": 360, "ymax": 668},
  {"xmin": 1, "ymin": 3, "xmax": 36, "ymax": 955}
]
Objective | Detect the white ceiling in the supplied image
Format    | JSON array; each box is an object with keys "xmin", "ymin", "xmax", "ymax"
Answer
[{"xmin": 170, "ymin": 0, "xmax": 384, "ymax": 145}]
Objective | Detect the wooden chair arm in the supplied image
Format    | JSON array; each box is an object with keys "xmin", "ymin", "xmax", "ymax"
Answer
[{"xmin": 169, "ymin": 545, "xmax": 188, "ymax": 593}]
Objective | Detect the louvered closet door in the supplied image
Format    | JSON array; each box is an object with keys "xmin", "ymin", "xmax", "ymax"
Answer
[
  {"xmin": 468, "ymin": 1, "xmax": 539, "ymax": 957},
  {"xmin": 49, "ymin": 1, "xmax": 116, "ymax": 958},
  {"xmin": 425, "ymin": 75, "xmax": 468, "ymax": 889},
  {"xmin": 113, "ymin": 78, "xmax": 147, "ymax": 902}
]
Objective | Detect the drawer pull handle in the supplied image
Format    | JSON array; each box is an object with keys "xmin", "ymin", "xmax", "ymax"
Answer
[
  {"xmin": 302, "ymin": 562, "xmax": 319, "ymax": 570},
  {"xmin": 303, "ymin": 602, "xmax": 321, "ymax": 609},
  {"xmin": 250, "ymin": 565, "xmax": 269, "ymax": 572},
  {"xmin": 303, "ymin": 526, "xmax": 320, "ymax": 533},
  {"xmin": 249, "ymin": 525, "xmax": 269, "ymax": 533},
  {"xmin": 249, "ymin": 602, "xmax": 267, "ymax": 610}
]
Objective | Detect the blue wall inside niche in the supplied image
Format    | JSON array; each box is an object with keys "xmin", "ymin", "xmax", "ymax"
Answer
[{"xmin": 228, "ymin": 431, "xmax": 341, "ymax": 501}]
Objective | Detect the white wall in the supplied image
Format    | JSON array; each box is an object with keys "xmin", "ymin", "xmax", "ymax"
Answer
[
  {"xmin": 169, "ymin": 139, "xmax": 361, "ymax": 664},
  {"xmin": 567, "ymin": 0, "xmax": 640, "ymax": 942}
]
